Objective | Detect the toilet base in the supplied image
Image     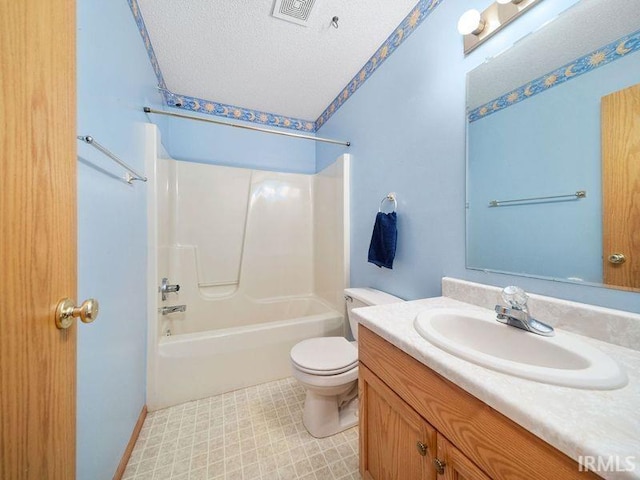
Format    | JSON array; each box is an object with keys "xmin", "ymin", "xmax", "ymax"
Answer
[{"xmin": 302, "ymin": 385, "xmax": 359, "ymax": 438}]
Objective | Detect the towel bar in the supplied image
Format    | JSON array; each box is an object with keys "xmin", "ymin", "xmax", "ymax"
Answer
[
  {"xmin": 489, "ymin": 190, "xmax": 586, "ymax": 207},
  {"xmin": 379, "ymin": 193, "xmax": 397, "ymax": 213},
  {"xmin": 77, "ymin": 135, "xmax": 147, "ymax": 184}
]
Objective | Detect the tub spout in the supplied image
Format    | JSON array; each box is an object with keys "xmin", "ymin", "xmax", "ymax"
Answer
[{"xmin": 160, "ymin": 305, "xmax": 186, "ymax": 316}]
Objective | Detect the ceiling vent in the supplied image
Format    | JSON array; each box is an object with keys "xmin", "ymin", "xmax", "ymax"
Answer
[{"xmin": 272, "ymin": 0, "xmax": 315, "ymax": 27}]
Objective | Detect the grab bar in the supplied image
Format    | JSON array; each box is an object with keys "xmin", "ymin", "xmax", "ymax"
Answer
[
  {"xmin": 489, "ymin": 190, "xmax": 586, "ymax": 207},
  {"xmin": 77, "ymin": 135, "xmax": 147, "ymax": 184}
]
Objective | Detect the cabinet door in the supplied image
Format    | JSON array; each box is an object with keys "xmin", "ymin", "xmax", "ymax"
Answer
[
  {"xmin": 360, "ymin": 364, "xmax": 436, "ymax": 480},
  {"xmin": 435, "ymin": 433, "xmax": 492, "ymax": 480}
]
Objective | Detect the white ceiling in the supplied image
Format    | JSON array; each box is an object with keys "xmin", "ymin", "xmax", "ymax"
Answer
[{"xmin": 137, "ymin": 0, "xmax": 418, "ymax": 121}]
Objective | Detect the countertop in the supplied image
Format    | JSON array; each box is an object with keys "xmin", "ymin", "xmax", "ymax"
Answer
[{"xmin": 353, "ymin": 296, "xmax": 640, "ymax": 480}]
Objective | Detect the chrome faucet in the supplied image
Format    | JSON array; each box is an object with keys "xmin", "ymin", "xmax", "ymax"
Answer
[
  {"xmin": 159, "ymin": 277, "xmax": 180, "ymax": 301},
  {"xmin": 495, "ymin": 286, "xmax": 554, "ymax": 337},
  {"xmin": 160, "ymin": 305, "xmax": 187, "ymax": 316}
]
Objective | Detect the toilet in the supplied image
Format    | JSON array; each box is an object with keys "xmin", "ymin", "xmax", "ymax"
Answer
[{"xmin": 290, "ymin": 288, "xmax": 403, "ymax": 438}]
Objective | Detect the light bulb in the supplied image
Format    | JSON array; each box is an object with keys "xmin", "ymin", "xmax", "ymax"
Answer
[
  {"xmin": 457, "ymin": 9, "xmax": 486, "ymax": 36},
  {"xmin": 496, "ymin": 0, "xmax": 512, "ymax": 4}
]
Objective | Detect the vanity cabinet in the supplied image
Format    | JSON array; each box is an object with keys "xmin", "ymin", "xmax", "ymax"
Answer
[
  {"xmin": 360, "ymin": 362, "xmax": 436, "ymax": 479},
  {"xmin": 358, "ymin": 325, "xmax": 601, "ymax": 480},
  {"xmin": 436, "ymin": 435, "xmax": 492, "ymax": 480}
]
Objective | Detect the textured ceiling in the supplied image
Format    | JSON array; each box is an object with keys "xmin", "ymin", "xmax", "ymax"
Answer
[{"xmin": 137, "ymin": 0, "xmax": 418, "ymax": 121}]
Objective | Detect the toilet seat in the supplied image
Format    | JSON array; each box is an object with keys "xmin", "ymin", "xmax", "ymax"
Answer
[
  {"xmin": 290, "ymin": 337, "xmax": 358, "ymax": 376},
  {"xmin": 291, "ymin": 363, "xmax": 359, "ymax": 389}
]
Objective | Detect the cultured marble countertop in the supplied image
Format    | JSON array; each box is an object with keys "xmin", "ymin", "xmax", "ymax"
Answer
[{"xmin": 353, "ymin": 297, "xmax": 640, "ymax": 480}]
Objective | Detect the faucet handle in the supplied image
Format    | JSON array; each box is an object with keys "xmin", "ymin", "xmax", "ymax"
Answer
[
  {"xmin": 501, "ymin": 286, "xmax": 528, "ymax": 310},
  {"xmin": 160, "ymin": 277, "xmax": 181, "ymax": 301}
]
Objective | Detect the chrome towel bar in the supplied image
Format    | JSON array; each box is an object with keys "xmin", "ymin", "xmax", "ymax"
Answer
[
  {"xmin": 77, "ymin": 135, "xmax": 147, "ymax": 184},
  {"xmin": 489, "ymin": 190, "xmax": 586, "ymax": 207}
]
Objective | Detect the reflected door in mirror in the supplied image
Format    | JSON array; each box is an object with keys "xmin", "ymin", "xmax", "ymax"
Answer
[{"xmin": 602, "ymin": 83, "xmax": 640, "ymax": 289}]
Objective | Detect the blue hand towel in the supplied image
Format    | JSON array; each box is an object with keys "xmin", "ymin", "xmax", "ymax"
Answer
[{"xmin": 368, "ymin": 211, "xmax": 397, "ymax": 269}]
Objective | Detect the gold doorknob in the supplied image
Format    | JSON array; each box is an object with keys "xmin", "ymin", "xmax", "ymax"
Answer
[
  {"xmin": 608, "ymin": 253, "xmax": 627, "ymax": 265},
  {"xmin": 55, "ymin": 298, "xmax": 100, "ymax": 329}
]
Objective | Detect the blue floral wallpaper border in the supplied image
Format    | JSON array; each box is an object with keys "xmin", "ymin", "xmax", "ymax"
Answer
[
  {"xmin": 468, "ymin": 29, "xmax": 640, "ymax": 123},
  {"xmin": 127, "ymin": 0, "xmax": 166, "ymax": 91},
  {"xmin": 162, "ymin": 91, "xmax": 317, "ymax": 133},
  {"xmin": 128, "ymin": 0, "xmax": 444, "ymax": 133},
  {"xmin": 314, "ymin": 0, "xmax": 444, "ymax": 130},
  {"xmin": 127, "ymin": 0, "xmax": 314, "ymax": 132}
]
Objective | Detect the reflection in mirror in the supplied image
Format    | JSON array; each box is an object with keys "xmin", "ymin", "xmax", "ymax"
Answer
[{"xmin": 466, "ymin": 0, "xmax": 640, "ymax": 291}]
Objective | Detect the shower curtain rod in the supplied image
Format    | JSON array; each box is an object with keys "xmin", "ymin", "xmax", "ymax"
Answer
[{"xmin": 143, "ymin": 107, "xmax": 351, "ymax": 147}]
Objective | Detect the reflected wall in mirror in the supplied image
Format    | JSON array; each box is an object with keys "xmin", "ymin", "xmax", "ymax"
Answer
[{"xmin": 466, "ymin": 0, "xmax": 640, "ymax": 291}]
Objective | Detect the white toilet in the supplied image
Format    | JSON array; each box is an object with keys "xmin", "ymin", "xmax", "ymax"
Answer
[{"xmin": 290, "ymin": 288, "xmax": 403, "ymax": 438}]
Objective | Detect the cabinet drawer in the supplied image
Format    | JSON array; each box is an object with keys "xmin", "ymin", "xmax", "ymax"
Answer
[{"xmin": 359, "ymin": 325, "xmax": 600, "ymax": 480}]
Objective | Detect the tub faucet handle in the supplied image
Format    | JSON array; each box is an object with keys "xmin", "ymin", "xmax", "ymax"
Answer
[{"xmin": 160, "ymin": 277, "xmax": 180, "ymax": 301}]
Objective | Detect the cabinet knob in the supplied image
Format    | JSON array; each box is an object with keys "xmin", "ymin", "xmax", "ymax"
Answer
[
  {"xmin": 433, "ymin": 458, "xmax": 446, "ymax": 475},
  {"xmin": 416, "ymin": 441, "xmax": 427, "ymax": 456}
]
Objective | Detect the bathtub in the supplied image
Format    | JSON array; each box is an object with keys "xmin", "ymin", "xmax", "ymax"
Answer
[
  {"xmin": 145, "ymin": 124, "xmax": 350, "ymax": 411},
  {"xmin": 148, "ymin": 295, "xmax": 344, "ymax": 410}
]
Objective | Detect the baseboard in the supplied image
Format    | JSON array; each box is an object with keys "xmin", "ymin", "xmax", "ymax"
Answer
[{"xmin": 113, "ymin": 405, "xmax": 148, "ymax": 480}]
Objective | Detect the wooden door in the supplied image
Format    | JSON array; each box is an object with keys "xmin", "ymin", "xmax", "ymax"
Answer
[
  {"xmin": 602, "ymin": 83, "xmax": 640, "ymax": 289},
  {"xmin": 359, "ymin": 364, "xmax": 436, "ymax": 480},
  {"xmin": 0, "ymin": 0, "xmax": 77, "ymax": 479},
  {"xmin": 436, "ymin": 434, "xmax": 492, "ymax": 480}
]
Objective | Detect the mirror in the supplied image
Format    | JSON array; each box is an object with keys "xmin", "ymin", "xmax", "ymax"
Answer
[{"xmin": 466, "ymin": 0, "xmax": 640, "ymax": 291}]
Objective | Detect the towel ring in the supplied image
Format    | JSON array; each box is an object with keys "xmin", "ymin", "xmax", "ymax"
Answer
[{"xmin": 379, "ymin": 193, "xmax": 397, "ymax": 213}]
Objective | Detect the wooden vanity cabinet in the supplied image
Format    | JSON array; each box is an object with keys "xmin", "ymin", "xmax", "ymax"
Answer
[
  {"xmin": 436, "ymin": 434, "xmax": 492, "ymax": 480},
  {"xmin": 359, "ymin": 364, "xmax": 436, "ymax": 480},
  {"xmin": 358, "ymin": 325, "xmax": 601, "ymax": 480}
]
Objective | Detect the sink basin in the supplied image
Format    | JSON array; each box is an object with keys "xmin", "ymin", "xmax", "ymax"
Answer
[{"xmin": 414, "ymin": 308, "xmax": 627, "ymax": 390}]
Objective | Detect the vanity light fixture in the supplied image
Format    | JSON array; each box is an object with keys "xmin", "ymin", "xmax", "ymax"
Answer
[
  {"xmin": 459, "ymin": 0, "xmax": 542, "ymax": 55},
  {"xmin": 457, "ymin": 9, "xmax": 486, "ymax": 36}
]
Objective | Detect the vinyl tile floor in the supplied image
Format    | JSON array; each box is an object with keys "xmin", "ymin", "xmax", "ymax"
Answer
[{"xmin": 123, "ymin": 377, "xmax": 361, "ymax": 480}]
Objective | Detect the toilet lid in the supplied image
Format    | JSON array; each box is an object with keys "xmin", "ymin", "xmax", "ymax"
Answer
[{"xmin": 290, "ymin": 337, "xmax": 358, "ymax": 376}]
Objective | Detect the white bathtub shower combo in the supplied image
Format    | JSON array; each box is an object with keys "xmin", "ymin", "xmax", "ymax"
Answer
[{"xmin": 145, "ymin": 124, "xmax": 351, "ymax": 410}]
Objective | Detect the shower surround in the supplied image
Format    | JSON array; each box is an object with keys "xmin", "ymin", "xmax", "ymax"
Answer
[{"xmin": 145, "ymin": 125, "xmax": 350, "ymax": 410}]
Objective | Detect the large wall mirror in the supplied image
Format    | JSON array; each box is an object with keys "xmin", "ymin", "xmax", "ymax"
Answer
[{"xmin": 466, "ymin": 0, "xmax": 640, "ymax": 292}]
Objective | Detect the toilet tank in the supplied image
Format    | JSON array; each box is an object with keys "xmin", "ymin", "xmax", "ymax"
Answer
[{"xmin": 344, "ymin": 288, "xmax": 403, "ymax": 341}]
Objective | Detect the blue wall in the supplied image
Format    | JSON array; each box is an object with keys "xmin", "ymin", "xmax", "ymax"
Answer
[
  {"xmin": 468, "ymin": 51, "xmax": 640, "ymax": 283},
  {"xmin": 316, "ymin": 0, "xmax": 640, "ymax": 313},
  {"xmin": 158, "ymin": 114, "xmax": 317, "ymax": 174},
  {"xmin": 76, "ymin": 1, "xmax": 161, "ymax": 478}
]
